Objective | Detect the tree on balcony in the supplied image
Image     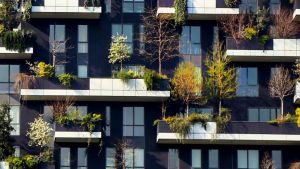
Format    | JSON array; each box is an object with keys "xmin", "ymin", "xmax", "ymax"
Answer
[
  {"xmin": 142, "ymin": 9, "xmax": 179, "ymax": 74},
  {"xmin": 171, "ymin": 62, "xmax": 205, "ymax": 116},
  {"xmin": 268, "ymin": 66, "xmax": 294, "ymax": 117},
  {"xmin": 205, "ymin": 42, "xmax": 237, "ymax": 116},
  {"xmin": 108, "ymin": 35, "xmax": 130, "ymax": 71},
  {"xmin": 0, "ymin": 104, "xmax": 14, "ymax": 160}
]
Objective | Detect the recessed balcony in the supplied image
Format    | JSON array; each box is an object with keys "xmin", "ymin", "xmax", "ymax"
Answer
[
  {"xmin": 157, "ymin": 121, "xmax": 300, "ymax": 145},
  {"xmin": 226, "ymin": 38, "xmax": 300, "ymax": 62},
  {"xmin": 157, "ymin": 0, "xmax": 239, "ymax": 20},
  {"xmin": 20, "ymin": 78, "xmax": 170, "ymax": 102},
  {"xmin": 54, "ymin": 123, "xmax": 101, "ymax": 143},
  {"xmin": 31, "ymin": 0, "xmax": 102, "ymax": 19}
]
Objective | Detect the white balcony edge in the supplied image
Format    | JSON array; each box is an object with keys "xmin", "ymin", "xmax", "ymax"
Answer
[
  {"xmin": 55, "ymin": 131, "xmax": 101, "ymax": 142},
  {"xmin": 0, "ymin": 47, "xmax": 33, "ymax": 59}
]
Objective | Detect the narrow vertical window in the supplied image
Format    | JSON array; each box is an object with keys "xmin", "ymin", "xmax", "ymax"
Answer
[
  {"xmin": 105, "ymin": 0, "xmax": 111, "ymax": 13},
  {"xmin": 237, "ymin": 150, "xmax": 259, "ymax": 169},
  {"xmin": 168, "ymin": 149, "xmax": 179, "ymax": 169},
  {"xmin": 112, "ymin": 24, "xmax": 133, "ymax": 54},
  {"xmin": 237, "ymin": 67, "xmax": 258, "ymax": 97},
  {"xmin": 272, "ymin": 150, "xmax": 282, "ymax": 169},
  {"xmin": 10, "ymin": 105, "xmax": 20, "ymax": 136},
  {"xmin": 106, "ymin": 148, "xmax": 116, "ymax": 168},
  {"xmin": 77, "ymin": 148, "xmax": 87, "ymax": 169},
  {"xmin": 139, "ymin": 24, "xmax": 145, "ymax": 54},
  {"xmin": 191, "ymin": 149, "xmax": 201, "ymax": 169},
  {"xmin": 209, "ymin": 149, "xmax": 219, "ymax": 169},
  {"xmin": 0, "ymin": 65, "xmax": 19, "ymax": 94},
  {"xmin": 123, "ymin": 107, "xmax": 144, "ymax": 136},
  {"xmin": 78, "ymin": 25, "xmax": 88, "ymax": 78},
  {"xmin": 106, "ymin": 106, "xmax": 111, "ymax": 136},
  {"xmin": 123, "ymin": 0, "xmax": 144, "ymax": 13},
  {"xmin": 60, "ymin": 148, "xmax": 70, "ymax": 169}
]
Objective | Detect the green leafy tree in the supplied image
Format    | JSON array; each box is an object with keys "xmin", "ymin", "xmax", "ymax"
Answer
[
  {"xmin": 108, "ymin": 35, "xmax": 130, "ymax": 71},
  {"xmin": 205, "ymin": 42, "xmax": 237, "ymax": 116},
  {"xmin": 171, "ymin": 62, "xmax": 204, "ymax": 116},
  {"xmin": 0, "ymin": 104, "xmax": 14, "ymax": 160}
]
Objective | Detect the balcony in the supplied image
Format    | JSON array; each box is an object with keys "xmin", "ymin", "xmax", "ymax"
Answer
[
  {"xmin": 157, "ymin": 0, "xmax": 239, "ymax": 20},
  {"xmin": 226, "ymin": 38, "xmax": 300, "ymax": 62},
  {"xmin": 54, "ymin": 123, "xmax": 101, "ymax": 143},
  {"xmin": 294, "ymin": 0, "xmax": 300, "ymax": 21},
  {"xmin": 20, "ymin": 78, "xmax": 170, "ymax": 102},
  {"xmin": 0, "ymin": 41, "xmax": 33, "ymax": 59},
  {"xmin": 157, "ymin": 121, "xmax": 300, "ymax": 145},
  {"xmin": 31, "ymin": 0, "xmax": 101, "ymax": 19}
]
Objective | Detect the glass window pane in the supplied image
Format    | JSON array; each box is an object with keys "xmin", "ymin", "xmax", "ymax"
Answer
[
  {"xmin": 270, "ymin": 109, "xmax": 277, "ymax": 120},
  {"xmin": 43, "ymin": 106, "xmax": 53, "ymax": 123},
  {"xmin": 123, "ymin": 2, "xmax": 133, "ymax": 12},
  {"xmin": 237, "ymin": 150, "xmax": 247, "ymax": 168},
  {"xmin": 55, "ymin": 25, "xmax": 65, "ymax": 41},
  {"xmin": 260, "ymin": 109, "xmax": 270, "ymax": 122},
  {"xmin": 0, "ymin": 83, "xmax": 9, "ymax": 93},
  {"xmin": 191, "ymin": 44, "xmax": 201, "ymax": 55},
  {"xmin": 78, "ymin": 65, "xmax": 88, "ymax": 78},
  {"xmin": 123, "ymin": 126, "xmax": 133, "ymax": 136},
  {"xmin": 272, "ymin": 150, "xmax": 282, "ymax": 169},
  {"xmin": 112, "ymin": 24, "xmax": 122, "ymax": 36},
  {"xmin": 78, "ymin": 148, "xmax": 87, "ymax": 166},
  {"xmin": 134, "ymin": 149, "xmax": 144, "ymax": 167},
  {"xmin": 123, "ymin": 107, "xmax": 133, "ymax": 125},
  {"xmin": 191, "ymin": 149, "xmax": 201, "ymax": 168},
  {"xmin": 60, "ymin": 148, "xmax": 70, "ymax": 166},
  {"xmin": 106, "ymin": 148, "xmax": 115, "ymax": 167},
  {"xmin": 78, "ymin": 25, "xmax": 88, "ymax": 42},
  {"xmin": 9, "ymin": 65, "xmax": 19, "ymax": 82},
  {"xmin": 191, "ymin": 26, "xmax": 200, "ymax": 43},
  {"xmin": 49, "ymin": 25, "xmax": 54, "ymax": 42},
  {"xmin": 78, "ymin": 43, "xmax": 88, "ymax": 53},
  {"xmin": 0, "ymin": 65, "xmax": 9, "ymax": 82},
  {"xmin": 168, "ymin": 149, "xmax": 179, "ymax": 169},
  {"xmin": 10, "ymin": 106, "xmax": 19, "ymax": 124},
  {"xmin": 248, "ymin": 150, "xmax": 259, "ymax": 169},
  {"xmin": 123, "ymin": 25, "xmax": 133, "ymax": 42},
  {"xmin": 248, "ymin": 109, "xmax": 258, "ymax": 121},
  {"xmin": 125, "ymin": 149, "xmax": 134, "ymax": 167},
  {"xmin": 134, "ymin": 126, "xmax": 144, "ymax": 136},
  {"xmin": 55, "ymin": 65, "xmax": 65, "ymax": 76},
  {"xmin": 248, "ymin": 68, "xmax": 257, "ymax": 85},
  {"xmin": 134, "ymin": 107, "xmax": 144, "ymax": 125},
  {"xmin": 209, "ymin": 149, "xmax": 218, "ymax": 168},
  {"xmin": 134, "ymin": 2, "xmax": 144, "ymax": 13},
  {"xmin": 77, "ymin": 106, "xmax": 87, "ymax": 116},
  {"xmin": 238, "ymin": 68, "xmax": 247, "ymax": 86},
  {"xmin": 105, "ymin": 0, "xmax": 111, "ymax": 13}
]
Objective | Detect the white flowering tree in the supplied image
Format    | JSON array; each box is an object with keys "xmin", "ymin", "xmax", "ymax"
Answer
[{"xmin": 108, "ymin": 35, "xmax": 130, "ymax": 71}]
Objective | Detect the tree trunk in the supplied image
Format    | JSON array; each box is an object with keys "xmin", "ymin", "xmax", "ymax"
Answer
[
  {"xmin": 52, "ymin": 54, "xmax": 56, "ymax": 67},
  {"xmin": 158, "ymin": 59, "xmax": 162, "ymax": 75},
  {"xmin": 120, "ymin": 61, "xmax": 123, "ymax": 71},
  {"xmin": 219, "ymin": 99, "xmax": 222, "ymax": 116},
  {"xmin": 280, "ymin": 98, "xmax": 284, "ymax": 117}
]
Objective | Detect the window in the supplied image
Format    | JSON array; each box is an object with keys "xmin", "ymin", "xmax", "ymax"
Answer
[
  {"xmin": 78, "ymin": 25, "xmax": 88, "ymax": 78},
  {"xmin": 77, "ymin": 148, "xmax": 87, "ymax": 169},
  {"xmin": 14, "ymin": 146, "xmax": 20, "ymax": 157},
  {"xmin": 272, "ymin": 150, "xmax": 282, "ymax": 169},
  {"xmin": 60, "ymin": 148, "xmax": 71, "ymax": 169},
  {"xmin": 180, "ymin": 26, "xmax": 201, "ymax": 55},
  {"xmin": 68, "ymin": 106, "xmax": 87, "ymax": 116},
  {"xmin": 213, "ymin": 26, "xmax": 219, "ymax": 47},
  {"xmin": 270, "ymin": 0, "xmax": 280, "ymax": 14},
  {"xmin": 209, "ymin": 149, "xmax": 219, "ymax": 169},
  {"xmin": 10, "ymin": 106, "xmax": 20, "ymax": 135},
  {"xmin": 0, "ymin": 65, "xmax": 19, "ymax": 94},
  {"xmin": 270, "ymin": 67, "xmax": 280, "ymax": 78},
  {"xmin": 50, "ymin": 25, "xmax": 66, "ymax": 75},
  {"xmin": 105, "ymin": 0, "xmax": 111, "ymax": 13},
  {"xmin": 189, "ymin": 107, "xmax": 213, "ymax": 115},
  {"xmin": 112, "ymin": 24, "xmax": 133, "ymax": 53},
  {"xmin": 237, "ymin": 150, "xmax": 259, "ymax": 169},
  {"xmin": 139, "ymin": 24, "xmax": 145, "ymax": 54},
  {"xmin": 168, "ymin": 149, "xmax": 179, "ymax": 169},
  {"xmin": 248, "ymin": 108, "xmax": 280, "ymax": 122},
  {"xmin": 123, "ymin": 0, "xmax": 144, "ymax": 13},
  {"xmin": 240, "ymin": 0, "xmax": 257, "ymax": 13},
  {"xmin": 106, "ymin": 148, "xmax": 116, "ymax": 169},
  {"xmin": 191, "ymin": 149, "xmax": 201, "ymax": 169},
  {"xmin": 43, "ymin": 106, "xmax": 53, "ymax": 123},
  {"xmin": 125, "ymin": 148, "xmax": 144, "ymax": 169},
  {"xmin": 237, "ymin": 68, "xmax": 258, "ymax": 97},
  {"xmin": 0, "ymin": 162, "xmax": 8, "ymax": 169},
  {"xmin": 105, "ymin": 106, "xmax": 111, "ymax": 136},
  {"xmin": 123, "ymin": 107, "xmax": 144, "ymax": 136}
]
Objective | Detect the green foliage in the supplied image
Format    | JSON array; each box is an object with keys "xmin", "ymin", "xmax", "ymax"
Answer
[
  {"xmin": 296, "ymin": 108, "xmax": 300, "ymax": 127},
  {"xmin": 163, "ymin": 112, "xmax": 211, "ymax": 140},
  {"xmin": 244, "ymin": 27, "xmax": 257, "ymax": 40},
  {"xmin": 213, "ymin": 108, "xmax": 231, "ymax": 133},
  {"xmin": 143, "ymin": 69, "xmax": 168, "ymax": 90},
  {"xmin": 294, "ymin": 59, "xmax": 300, "ymax": 81},
  {"xmin": 6, "ymin": 155, "xmax": 38, "ymax": 169},
  {"xmin": 224, "ymin": 0, "xmax": 240, "ymax": 7},
  {"xmin": 57, "ymin": 73, "xmax": 75, "ymax": 87},
  {"xmin": 255, "ymin": 8, "xmax": 270, "ymax": 33},
  {"xmin": 171, "ymin": 62, "xmax": 204, "ymax": 114},
  {"xmin": 0, "ymin": 104, "xmax": 14, "ymax": 160},
  {"xmin": 1, "ymin": 31, "xmax": 33, "ymax": 53},
  {"xmin": 22, "ymin": 0, "xmax": 32, "ymax": 21},
  {"xmin": 108, "ymin": 35, "xmax": 130, "ymax": 71},
  {"xmin": 174, "ymin": 0, "xmax": 187, "ymax": 26},
  {"xmin": 114, "ymin": 69, "xmax": 143, "ymax": 83},
  {"xmin": 268, "ymin": 113, "xmax": 297, "ymax": 125},
  {"xmin": 259, "ymin": 35, "xmax": 270, "ymax": 45},
  {"xmin": 0, "ymin": 1, "xmax": 17, "ymax": 30},
  {"xmin": 80, "ymin": 113, "xmax": 102, "ymax": 134},
  {"xmin": 37, "ymin": 62, "xmax": 54, "ymax": 78}
]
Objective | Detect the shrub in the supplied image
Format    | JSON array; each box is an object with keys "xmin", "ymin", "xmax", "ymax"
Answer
[
  {"xmin": 1, "ymin": 30, "xmax": 33, "ymax": 53},
  {"xmin": 296, "ymin": 108, "xmax": 300, "ymax": 127},
  {"xmin": 259, "ymin": 35, "xmax": 270, "ymax": 45},
  {"xmin": 80, "ymin": 113, "xmax": 102, "ymax": 134},
  {"xmin": 144, "ymin": 68, "xmax": 168, "ymax": 90},
  {"xmin": 6, "ymin": 155, "xmax": 38, "ymax": 169},
  {"xmin": 244, "ymin": 27, "xmax": 257, "ymax": 40},
  {"xmin": 57, "ymin": 73, "xmax": 75, "ymax": 87},
  {"xmin": 213, "ymin": 108, "xmax": 231, "ymax": 133},
  {"xmin": 224, "ymin": 0, "xmax": 240, "ymax": 7},
  {"xmin": 267, "ymin": 113, "xmax": 297, "ymax": 125},
  {"xmin": 37, "ymin": 62, "xmax": 54, "ymax": 78},
  {"xmin": 114, "ymin": 69, "xmax": 142, "ymax": 83},
  {"xmin": 174, "ymin": 0, "xmax": 187, "ymax": 26}
]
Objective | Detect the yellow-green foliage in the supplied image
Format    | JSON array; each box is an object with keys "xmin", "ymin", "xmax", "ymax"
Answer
[
  {"xmin": 108, "ymin": 35, "xmax": 130, "ymax": 70},
  {"xmin": 6, "ymin": 155, "xmax": 38, "ymax": 169},
  {"xmin": 174, "ymin": 0, "xmax": 187, "ymax": 26},
  {"xmin": 296, "ymin": 108, "xmax": 300, "ymax": 127},
  {"xmin": 244, "ymin": 27, "xmax": 257, "ymax": 40},
  {"xmin": 37, "ymin": 62, "xmax": 54, "ymax": 78},
  {"xmin": 57, "ymin": 73, "xmax": 75, "ymax": 87}
]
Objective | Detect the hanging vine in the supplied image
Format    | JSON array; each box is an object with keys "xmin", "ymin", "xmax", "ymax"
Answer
[{"xmin": 174, "ymin": 0, "xmax": 187, "ymax": 26}]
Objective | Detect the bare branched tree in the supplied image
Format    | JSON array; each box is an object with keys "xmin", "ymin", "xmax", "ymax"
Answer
[
  {"xmin": 270, "ymin": 8, "xmax": 300, "ymax": 38},
  {"xmin": 219, "ymin": 14, "xmax": 247, "ymax": 44},
  {"xmin": 114, "ymin": 139, "xmax": 134, "ymax": 169},
  {"xmin": 49, "ymin": 38, "xmax": 73, "ymax": 67},
  {"xmin": 50, "ymin": 97, "xmax": 74, "ymax": 119},
  {"xmin": 142, "ymin": 8, "xmax": 179, "ymax": 74},
  {"xmin": 289, "ymin": 162, "xmax": 300, "ymax": 169},
  {"xmin": 268, "ymin": 66, "xmax": 294, "ymax": 116},
  {"xmin": 260, "ymin": 152, "xmax": 275, "ymax": 169}
]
